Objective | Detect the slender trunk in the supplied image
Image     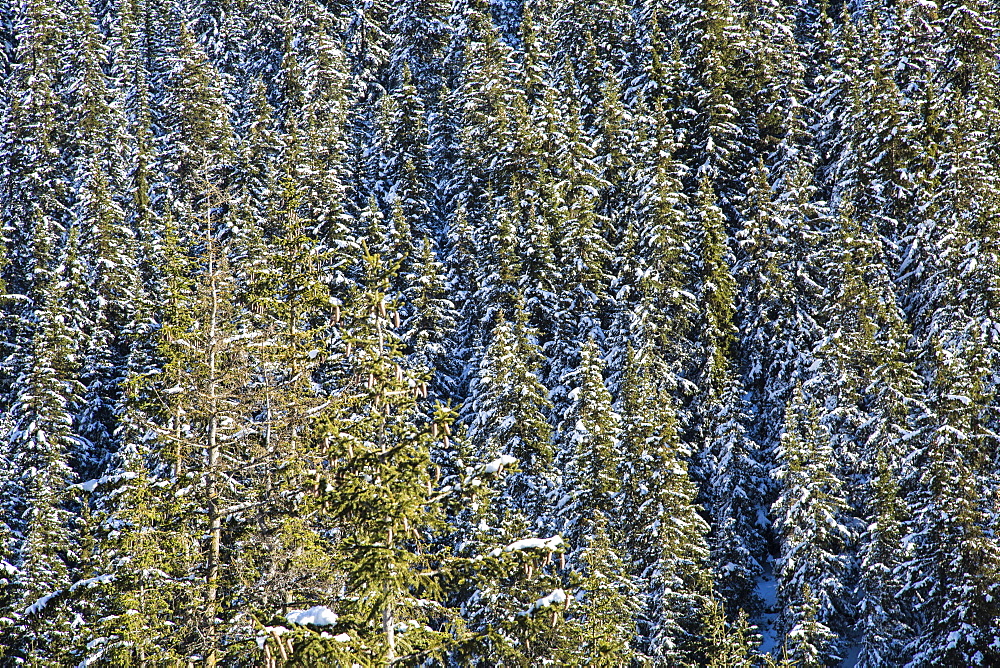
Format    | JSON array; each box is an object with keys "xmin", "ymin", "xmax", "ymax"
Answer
[
  {"xmin": 206, "ymin": 237, "xmax": 221, "ymax": 668},
  {"xmin": 383, "ymin": 587, "xmax": 396, "ymax": 664},
  {"xmin": 206, "ymin": 418, "xmax": 220, "ymax": 668},
  {"xmin": 175, "ymin": 402, "xmax": 183, "ymax": 477},
  {"xmin": 376, "ymin": 297, "xmax": 395, "ymax": 665}
]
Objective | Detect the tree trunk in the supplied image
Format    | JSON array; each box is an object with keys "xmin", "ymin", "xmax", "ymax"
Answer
[
  {"xmin": 383, "ymin": 588, "xmax": 396, "ymax": 665},
  {"xmin": 205, "ymin": 237, "xmax": 221, "ymax": 668}
]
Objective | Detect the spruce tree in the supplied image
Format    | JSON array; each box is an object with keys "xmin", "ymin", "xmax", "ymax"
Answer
[
  {"xmin": 374, "ymin": 64, "xmax": 432, "ymax": 236},
  {"xmin": 401, "ymin": 237, "xmax": 459, "ymax": 397},
  {"xmin": 388, "ymin": 0, "xmax": 450, "ymax": 99},
  {"xmin": 559, "ymin": 515, "xmax": 639, "ymax": 667},
  {"xmin": 772, "ymin": 387, "xmax": 852, "ymax": 666},
  {"xmin": 701, "ymin": 597, "xmax": 761, "ymax": 667},
  {"xmin": 614, "ymin": 346, "xmax": 713, "ymax": 664},
  {"xmin": 557, "ymin": 339, "xmax": 620, "ymax": 544},
  {"xmin": 0, "ymin": 227, "xmax": 84, "ymax": 665},
  {"xmin": 555, "ymin": 339, "xmax": 639, "ymax": 666},
  {"xmin": 898, "ymin": 341, "xmax": 1000, "ymax": 666},
  {"xmin": 466, "ymin": 297, "xmax": 554, "ymax": 518},
  {"xmin": 543, "ymin": 88, "xmax": 611, "ymax": 416},
  {"xmin": 736, "ymin": 148, "xmax": 824, "ymax": 461},
  {"xmin": 155, "ymin": 19, "xmax": 234, "ymax": 229},
  {"xmin": 293, "ymin": 246, "xmax": 473, "ymax": 665}
]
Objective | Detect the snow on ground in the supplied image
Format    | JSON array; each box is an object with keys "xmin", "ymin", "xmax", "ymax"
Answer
[
  {"xmin": 841, "ymin": 644, "xmax": 862, "ymax": 667},
  {"xmin": 754, "ymin": 571, "xmax": 780, "ymax": 656},
  {"xmin": 753, "ymin": 568, "xmax": 862, "ymax": 668}
]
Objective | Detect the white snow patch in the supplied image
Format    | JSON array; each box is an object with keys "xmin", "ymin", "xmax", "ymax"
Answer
[
  {"xmin": 483, "ymin": 454, "xmax": 517, "ymax": 474},
  {"xmin": 75, "ymin": 471, "xmax": 138, "ymax": 494},
  {"xmin": 526, "ymin": 588, "xmax": 567, "ymax": 614},
  {"xmin": 754, "ymin": 574, "xmax": 780, "ymax": 655},
  {"xmin": 25, "ymin": 592, "xmax": 58, "ymax": 616},
  {"xmin": 286, "ymin": 605, "xmax": 338, "ymax": 626},
  {"xmin": 70, "ymin": 574, "xmax": 115, "ymax": 590},
  {"xmin": 505, "ymin": 536, "xmax": 563, "ymax": 552}
]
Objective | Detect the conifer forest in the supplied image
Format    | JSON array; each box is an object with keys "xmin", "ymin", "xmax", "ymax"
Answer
[{"xmin": 1, "ymin": 0, "xmax": 1000, "ymax": 663}]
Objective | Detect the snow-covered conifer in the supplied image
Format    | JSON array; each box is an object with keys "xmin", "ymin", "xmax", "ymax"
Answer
[{"xmin": 772, "ymin": 387, "xmax": 852, "ymax": 666}]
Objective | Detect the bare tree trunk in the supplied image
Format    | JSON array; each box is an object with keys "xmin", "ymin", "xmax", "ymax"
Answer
[
  {"xmin": 205, "ymin": 236, "xmax": 221, "ymax": 668},
  {"xmin": 383, "ymin": 587, "xmax": 396, "ymax": 665}
]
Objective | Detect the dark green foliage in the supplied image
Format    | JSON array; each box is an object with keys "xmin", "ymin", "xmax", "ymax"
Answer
[{"xmin": 2, "ymin": 0, "xmax": 999, "ymax": 665}]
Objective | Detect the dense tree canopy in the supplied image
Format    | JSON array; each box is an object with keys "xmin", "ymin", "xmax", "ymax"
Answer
[{"xmin": 2, "ymin": 0, "xmax": 999, "ymax": 664}]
